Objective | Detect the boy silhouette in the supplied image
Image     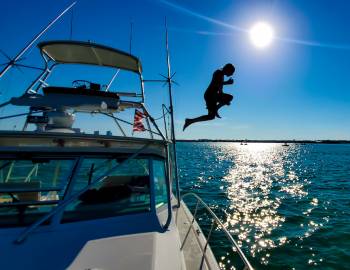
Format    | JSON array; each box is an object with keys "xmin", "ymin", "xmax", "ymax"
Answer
[{"xmin": 183, "ymin": 63, "xmax": 235, "ymax": 131}]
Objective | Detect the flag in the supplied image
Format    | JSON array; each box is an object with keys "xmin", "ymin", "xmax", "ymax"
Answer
[{"xmin": 133, "ymin": 109, "xmax": 146, "ymax": 132}]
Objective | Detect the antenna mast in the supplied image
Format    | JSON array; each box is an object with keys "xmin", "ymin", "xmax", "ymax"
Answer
[
  {"xmin": 0, "ymin": 2, "xmax": 77, "ymax": 79},
  {"xmin": 165, "ymin": 18, "xmax": 180, "ymax": 207},
  {"xmin": 105, "ymin": 21, "xmax": 133, "ymax": 92},
  {"xmin": 69, "ymin": 6, "xmax": 74, "ymax": 40},
  {"xmin": 129, "ymin": 21, "xmax": 133, "ymax": 54}
]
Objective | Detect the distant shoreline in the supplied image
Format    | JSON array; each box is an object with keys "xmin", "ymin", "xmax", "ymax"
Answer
[{"xmin": 176, "ymin": 139, "xmax": 350, "ymax": 144}]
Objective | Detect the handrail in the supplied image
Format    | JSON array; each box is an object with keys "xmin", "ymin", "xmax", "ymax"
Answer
[{"xmin": 181, "ymin": 192, "xmax": 254, "ymax": 270}]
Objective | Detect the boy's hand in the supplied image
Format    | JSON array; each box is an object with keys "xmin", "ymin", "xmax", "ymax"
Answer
[{"xmin": 227, "ymin": 78, "xmax": 234, "ymax": 84}]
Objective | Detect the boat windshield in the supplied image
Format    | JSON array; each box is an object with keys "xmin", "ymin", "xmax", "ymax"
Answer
[{"xmin": 0, "ymin": 155, "xmax": 153, "ymax": 227}]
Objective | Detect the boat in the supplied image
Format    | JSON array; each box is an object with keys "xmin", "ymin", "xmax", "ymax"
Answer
[
  {"xmin": 0, "ymin": 6, "xmax": 253, "ymax": 270},
  {"xmin": 282, "ymin": 142, "xmax": 289, "ymax": 146}
]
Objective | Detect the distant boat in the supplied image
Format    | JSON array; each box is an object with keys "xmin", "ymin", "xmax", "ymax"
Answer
[{"xmin": 282, "ymin": 142, "xmax": 289, "ymax": 146}]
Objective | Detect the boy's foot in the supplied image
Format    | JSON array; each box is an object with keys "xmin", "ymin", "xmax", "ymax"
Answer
[
  {"xmin": 183, "ymin": 118, "xmax": 191, "ymax": 131},
  {"xmin": 215, "ymin": 111, "xmax": 221, "ymax": 118}
]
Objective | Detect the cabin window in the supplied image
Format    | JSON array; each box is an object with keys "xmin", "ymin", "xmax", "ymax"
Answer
[
  {"xmin": 153, "ymin": 159, "xmax": 168, "ymax": 208},
  {"xmin": 61, "ymin": 157, "xmax": 151, "ymax": 223},
  {"xmin": 0, "ymin": 158, "xmax": 75, "ymax": 227}
]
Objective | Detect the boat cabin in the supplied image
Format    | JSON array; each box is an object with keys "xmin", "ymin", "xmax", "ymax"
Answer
[
  {"xmin": 0, "ymin": 133, "xmax": 170, "ymax": 226},
  {"xmin": 0, "ymin": 131, "xmax": 178, "ymax": 269}
]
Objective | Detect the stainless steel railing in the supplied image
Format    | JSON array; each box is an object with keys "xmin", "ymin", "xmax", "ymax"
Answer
[{"xmin": 180, "ymin": 192, "xmax": 254, "ymax": 270}]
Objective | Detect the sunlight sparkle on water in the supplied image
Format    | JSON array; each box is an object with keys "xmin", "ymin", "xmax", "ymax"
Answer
[
  {"xmin": 220, "ymin": 143, "xmax": 315, "ymax": 261},
  {"xmin": 178, "ymin": 142, "xmax": 334, "ymax": 269}
]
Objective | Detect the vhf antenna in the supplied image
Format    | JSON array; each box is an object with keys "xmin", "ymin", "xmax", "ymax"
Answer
[
  {"xmin": 0, "ymin": 2, "xmax": 77, "ymax": 79},
  {"xmin": 69, "ymin": 5, "xmax": 74, "ymax": 40},
  {"xmin": 105, "ymin": 21, "xmax": 133, "ymax": 92},
  {"xmin": 136, "ymin": 18, "xmax": 181, "ymax": 206},
  {"xmin": 164, "ymin": 17, "xmax": 180, "ymax": 207},
  {"xmin": 129, "ymin": 21, "xmax": 133, "ymax": 54}
]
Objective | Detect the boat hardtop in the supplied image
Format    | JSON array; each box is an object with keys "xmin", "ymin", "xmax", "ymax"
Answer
[{"xmin": 38, "ymin": 40, "xmax": 142, "ymax": 73}]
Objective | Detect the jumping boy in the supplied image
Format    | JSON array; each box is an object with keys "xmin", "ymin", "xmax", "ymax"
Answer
[{"xmin": 183, "ymin": 63, "xmax": 235, "ymax": 131}]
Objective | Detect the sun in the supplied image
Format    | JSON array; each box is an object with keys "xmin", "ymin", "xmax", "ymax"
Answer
[{"xmin": 249, "ymin": 22, "xmax": 274, "ymax": 49}]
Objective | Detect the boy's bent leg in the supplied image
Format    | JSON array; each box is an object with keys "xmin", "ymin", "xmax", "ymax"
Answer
[
  {"xmin": 216, "ymin": 93, "xmax": 234, "ymax": 113},
  {"xmin": 221, "ymin": 93, "xmax": 233, "ymax": 105}
]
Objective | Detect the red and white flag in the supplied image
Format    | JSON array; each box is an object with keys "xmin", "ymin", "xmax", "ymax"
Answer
[{"xmin": 133, "ymin": 109, "xmax": 146, "ymax": 132}]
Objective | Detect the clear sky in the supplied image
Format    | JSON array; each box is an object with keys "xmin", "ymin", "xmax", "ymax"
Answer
[{"xmin": 0, "ymin": 0, "xmax": 350, "ymax": 140}]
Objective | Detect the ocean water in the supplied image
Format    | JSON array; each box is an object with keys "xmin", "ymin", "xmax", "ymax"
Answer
[{"xmin": 177, "ymin": 142, "xmax": 350, "ymax": 270}]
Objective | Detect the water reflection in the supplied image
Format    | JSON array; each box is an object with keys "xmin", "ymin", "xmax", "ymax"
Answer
[
  {"xmin": 214, "ymin": 143, "xmax": 324, "ymax": 267},
  {"xmin": 221, "ymin": 144, "xmax": 289, "ymax": 264},
  {"xmin": 178, "ymin": 142, "xmax": 350, "ymax": 269}
]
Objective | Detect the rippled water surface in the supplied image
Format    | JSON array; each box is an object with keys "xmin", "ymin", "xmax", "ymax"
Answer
[{"xmin": 177, "ymin": 142, "xmax": 350, "ymax": 270}]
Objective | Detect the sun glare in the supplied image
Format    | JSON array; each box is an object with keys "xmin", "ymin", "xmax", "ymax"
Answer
[{"xmin": 250, "ymin": 22, "xmax": 274, "ymax": 49}]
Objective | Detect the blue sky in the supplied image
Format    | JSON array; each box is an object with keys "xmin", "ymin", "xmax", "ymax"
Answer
[{"xmin": 0, "ymin": 0, "xmax": 350, "ymax": 140}]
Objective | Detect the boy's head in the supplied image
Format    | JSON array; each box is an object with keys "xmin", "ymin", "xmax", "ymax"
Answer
[{"xmin": 223, "ymin": 63, "xmax": 235, "ymax": 76}]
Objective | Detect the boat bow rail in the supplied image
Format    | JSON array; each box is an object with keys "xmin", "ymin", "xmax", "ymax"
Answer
[{"xmin": 179, "ymin": 193, "xmax": 254, "ymax": 270}]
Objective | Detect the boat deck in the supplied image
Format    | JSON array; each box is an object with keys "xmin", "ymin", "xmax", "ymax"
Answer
[{"xmin": 176, "ymin": 202, "xmax": 219, "ymax": 270}]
